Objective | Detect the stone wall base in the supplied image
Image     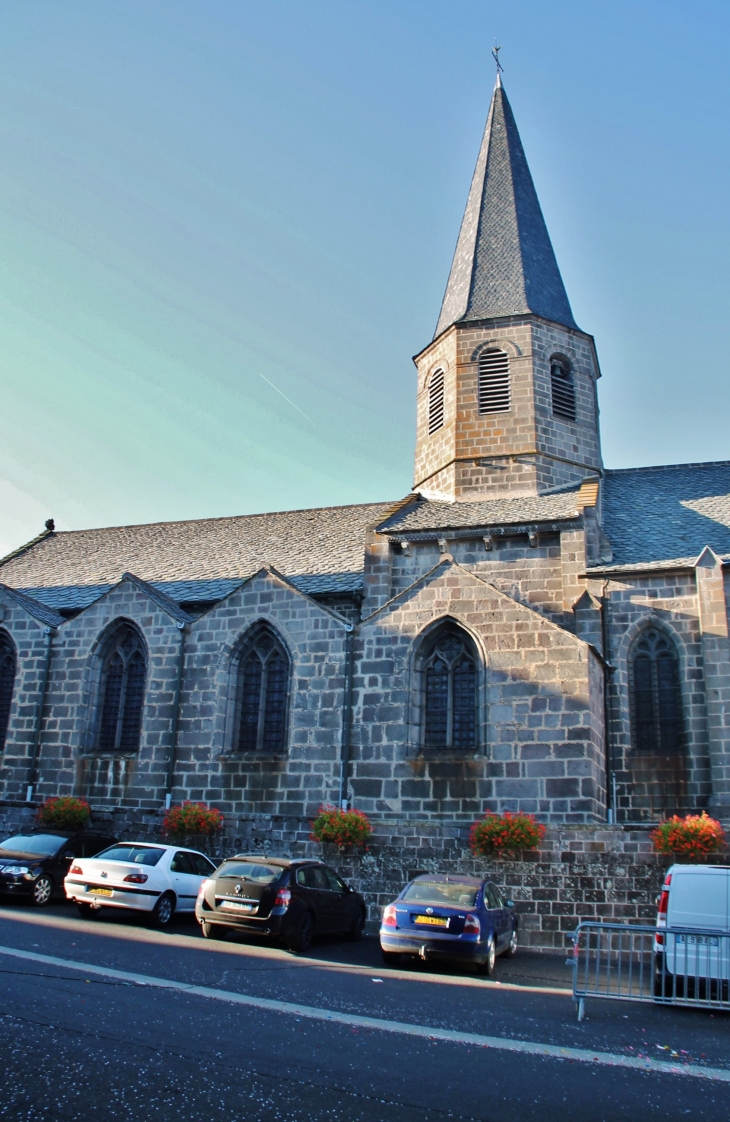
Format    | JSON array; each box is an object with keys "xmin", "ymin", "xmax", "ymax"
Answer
[{"xmin": 2, "ymin": 802, "xmax": 711, "ymax": 950}]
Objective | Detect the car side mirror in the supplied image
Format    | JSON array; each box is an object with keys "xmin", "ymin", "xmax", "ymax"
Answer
[
  {"xmin": 347, "ymin": 885, "xmax": 354, "ymax": 893},
  {"xmin": 63, "ymin": 852, "xmax": 75, "ymax": 861},
  {"xmin": 506, "ymin": 900, "xmax": 515, "ymax": 909}
]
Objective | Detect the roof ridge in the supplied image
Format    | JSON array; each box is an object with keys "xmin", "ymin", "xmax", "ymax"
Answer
[
  {"xmin": 0, "ymin": 583, "xmax": 64, "ymax": 628},
  {"xmin": 605, "ymin": 460, "xmax": 730, "ymax": 476},
  {"xmin": 0, "ymin": 528, "xmax": 53, "ymax": 568}
]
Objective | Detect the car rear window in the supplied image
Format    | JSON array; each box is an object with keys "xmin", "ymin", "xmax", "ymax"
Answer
[
  {"xmin": 217, "ymin": 861, "xmax": 281, "ymax": 884},
  {"xmin": 0, "ymin": 834, "xmax": 64, "ymax": 857},
  {"xmin": 402, "ymin": 881, "xmax": 478, "ymax": 907},
  {"xmin": 95, "ymin": 845, "xmax": 165, "ymax": 866}
]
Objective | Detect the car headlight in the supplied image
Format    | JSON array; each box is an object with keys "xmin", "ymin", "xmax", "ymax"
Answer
[{"xmin": 4, "ymin": 865, "xmax": 30, "ymax": 876}]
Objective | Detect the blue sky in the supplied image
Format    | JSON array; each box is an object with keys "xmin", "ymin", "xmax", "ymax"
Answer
[{"xmin": 1, "ymin": 1, "xmax": 728, "ymax": 554}]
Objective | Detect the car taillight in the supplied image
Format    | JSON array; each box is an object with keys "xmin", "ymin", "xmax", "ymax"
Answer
[
  {"xmin": 275, "ymin": 887, "xmax": 291, "ymax": 908},
  {"xmin": 382, "ymin": 904, "xmax": 397, "ymax": 927},
  {"xmin": 657, "ymin": 874, "xmax": 672, "ymax": 916},
  {"xmin": 197, "ymin": 878, "xmax": 211, "ymax": 898},
  {"xmin": 463, "ymin": 913, "xmax": 480, "ymax": 934},
  {"xmin": 70, "ymin": 865, "xmax": 83, "ymax": 875},
  {"xmin": 124, "ymin": 873, "xmax": 148, "ymax": 884}
]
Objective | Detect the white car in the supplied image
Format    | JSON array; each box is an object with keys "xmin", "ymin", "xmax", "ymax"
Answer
[{"xmin": 64, "ymin": 842, "xmax": 218, "ymax": 926}]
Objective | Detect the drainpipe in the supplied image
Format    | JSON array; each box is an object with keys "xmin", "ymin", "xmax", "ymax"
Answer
[
  {"xmin": 26, "ymin": 626, "xmax": 55, "ymax": 802},
  {"xmin": 164, "ymin": 622, "xmax": 188, "ymax": 810},
  {"xmin": 338, "ymin": 625, "xmax": 355, "ymax": 810},
  {"xmin": 601, "ymin": 583, "xmax": 617, "ymax": 824}
]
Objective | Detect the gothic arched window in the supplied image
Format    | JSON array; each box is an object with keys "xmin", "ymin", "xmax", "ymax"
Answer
[
  {"xmin": 629, "ymin": 628, "xmax": 683, "ymax": 754},
  {"xmin": 550, "ymin": 357, "xmax": 576, "ymax": 421},
  {"xmin": 478, "ymin": 348, "xmax": 510, "ymax": 414},
  {"xmin": 0, "ymin": 632, "xmax": 16, "ymax": 752},
  {"xmin": 428, "ymin": 369, "xmax": 445, "ymax": 434},
  {"xmin": 236, "ymin": 627, "xmax": 290, "ymax": 752},
  {"xmin": 97, "ymin": 624, "xmax": 147, "ymax": 752},
  {"xmin": 421, "ymin": 625, "xmax": 478, "ymax": 749}
]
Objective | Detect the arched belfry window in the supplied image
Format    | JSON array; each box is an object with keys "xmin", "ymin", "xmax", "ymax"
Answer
[
  {"xmin": 0, "ymin": 632, "xmax": 16, "ymax": 752},
  {"xmin": 236, "ymin": 626, "xmax": 290, "ymax": 752},
  {"xmin": 421, "ymin": 624, "xmax": 478, "ymax": 750},
  {"xmin": 478, "ymin": 348, "xmax": 510, "ymax": 414},
  {"xmin": 629, "ymin": 628, "xmax": 683, "ymax": 754},
  {"xmin": 97, "ymin": 624, "xmax": 147, "ymax": 752},
  {"xmin": 550, "ymin": 357, "xmax": 576, "ymax": 421},
  {"xmin": 428, "ymin": 369, "xmax": 445, "ymax": 435}
]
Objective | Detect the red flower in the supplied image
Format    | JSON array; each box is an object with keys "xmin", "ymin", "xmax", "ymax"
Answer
[
  {"xmin": 163, "ymin": 802, "xmax": 224, "ymax": 840},
  {"xmin": 651, "ymin": 813, "xmax": 725, "ymax": 862},
  {"xmin": 311, "ymin": 805, "xmax": 372, "ymax": 850},
  {"xmin": 469, "ymin": 812, "xmax": 545, "ymax": 857},
  {"xmin": 36, "ymin": 797, "xmax": 91, "ymax": 831}
]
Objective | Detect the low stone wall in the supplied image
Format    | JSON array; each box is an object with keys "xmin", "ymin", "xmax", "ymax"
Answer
[{"xmin": 0, "ymin": 801, "xmax": 696, "ymax": 949}]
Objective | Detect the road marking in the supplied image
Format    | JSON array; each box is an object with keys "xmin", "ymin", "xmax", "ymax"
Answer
[
  {"xmin": 0, "ymin": 909, "xmax": 572, "ymax": 995},
  {"xmin": 0, "ymin": 943, "xmax": 727, "ymax": 1083}
]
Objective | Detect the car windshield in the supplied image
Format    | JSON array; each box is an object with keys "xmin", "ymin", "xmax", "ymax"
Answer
[
  {"xmin": 402, "ymin": 881, "xmax": 479, "ymax": 907},
  {"xmin": 0, "ymin": 834, "xmax": 64, "ymax": 857},
  {"xmin": 217, "ymin": 862, "xmax": 280, "ymax": 884},
  {"xmin": 95, "ymin": 845, "xmax": 165, "ymax": 866}
]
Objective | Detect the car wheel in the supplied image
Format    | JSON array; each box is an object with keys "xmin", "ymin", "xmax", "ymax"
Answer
[
  {"xmin": 381, "ymin": 950, "xmax": 401, "ymax": 966},
  {"xmin": 149, "ymin": 892, "xmax": 175, "ymax": 928},
  {"xmin": 287, "ymin": 910, "xmax": 314, "ymax": 954},
  {"xmin": 503, "ymin": 927, "xmax": 518, "ymax": 958},
  {"xmin": 200, "ymin": 922, "xmax": 227, "ymax": 940},
  {"xmin": 476, "ymin": 935, "xmax": 496, "ymax": 976},
  {"xmin": 76, "ymin": 903, "xmax": 99, "ymax": 920},
  {"xmin": 346, "ymin": 908, "xmax": 366, "ymax": 942},
  {"xmin": 31, "ymin": 874, "xmax": 54, "ymax": 907}
]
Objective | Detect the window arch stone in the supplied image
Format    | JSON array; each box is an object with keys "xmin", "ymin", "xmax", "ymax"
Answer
[
  {"xmin": 94, "ymin": 622, "xmax": 147, "ymax": 753},
  {"xmin": 234, "ymin": 624, "xmax": 290, "ymax": 753},
  {"xmin": 417, "ymin": 622, "xmax": 479, "ymax": 750},
  {"xmin": 0, "ymin": 630, "xmax": 16, "ymax": 752}
]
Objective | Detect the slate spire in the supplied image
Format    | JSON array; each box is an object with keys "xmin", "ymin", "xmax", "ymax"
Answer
[{"xmin": 434, "ymin": 77, "xmax": 578, "ymax": 338}]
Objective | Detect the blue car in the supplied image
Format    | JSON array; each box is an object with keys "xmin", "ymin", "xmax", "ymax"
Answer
[{"xmin": 380, "ymin": 874, "xmax": 518, "ymax": 974}]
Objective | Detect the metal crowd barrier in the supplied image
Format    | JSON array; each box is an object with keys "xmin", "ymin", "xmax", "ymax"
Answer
[{"xmin": 569, "ymin": 921, "xmax": 730, "ymax": 1021}]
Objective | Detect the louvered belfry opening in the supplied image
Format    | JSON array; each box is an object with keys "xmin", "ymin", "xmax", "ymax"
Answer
[
  {"xmin": 428, "ymin": 369, "xmax": 445, "ymax": 434},
  {"xmin": 422, "ymin": 624, "xmax": 478, "ymax": 750},
  {"xmin": 478, "ymin": 349, "xmax": 510, "ymax": 414},
  {"xmin": 237, "ymin": 626, "xmax": 289, "ymax": 752},
  {"xmin": 97, "ymin": 624, "xmax": 147, "ymax": 752},
  {"xmin": 629, "ymin": 628, "xmax": 684, "ymax": 755},
  {"xmin": 550, "ymin": 358, "xmax": 576, "ymax": 421},
  {"xmin": 0, "ymin": 632, "xmax": 16, "ymax": 752}
]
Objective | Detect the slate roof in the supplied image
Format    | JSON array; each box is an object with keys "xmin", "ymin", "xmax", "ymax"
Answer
[
  {"xmin": 0, "ymin": 501, "xmax": 400, "ymax": 612},
  {"xmin": 434, "ymin": 77, "xmax": 578, "ymax": 339},
  {"xmin": 377, "ymin": 489, "xmax": 582, "ymax": 535},
  {"xmin": 0, "ymin": 584, "xmax": 64, "ymax": 628},
  {"xmin": 596, "ymin": 461, "xmax": 730, "ymax": 570}
]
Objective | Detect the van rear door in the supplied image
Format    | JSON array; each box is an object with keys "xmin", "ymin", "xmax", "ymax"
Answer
[{"xmin": 666, "ymin": 867, "xmax": 729, "ymax": 981}]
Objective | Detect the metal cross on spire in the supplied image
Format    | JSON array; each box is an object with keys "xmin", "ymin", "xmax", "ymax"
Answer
[{"xmin": 492, "ymin": 45, "xmax": 504, "ymax": 76}]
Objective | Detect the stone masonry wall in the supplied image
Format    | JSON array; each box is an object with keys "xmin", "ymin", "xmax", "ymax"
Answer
[{"xmin": 0, "ymin": 799, "xmax": 685, "ymax": 950}]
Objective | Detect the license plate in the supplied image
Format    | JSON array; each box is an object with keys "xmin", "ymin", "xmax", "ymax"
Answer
[
  {"xmin": 88, "ymin": 887, "xmax": 113, "ymax": 898},
  {"xmin": 676, "ymin": 934, "xmax": 719, "ymax": 947},
  {"xmin": 221, "ymin": 900, "xmax": 255, "ymax": 911},
  {"xmin": 414, "ymin": 915, "xmax": 449, "ymax": 927}
]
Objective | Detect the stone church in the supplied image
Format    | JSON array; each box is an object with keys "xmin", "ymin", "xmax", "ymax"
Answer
[{"xmin": 1, "ymin": 77, "xmax": 729, "ymax": 829}]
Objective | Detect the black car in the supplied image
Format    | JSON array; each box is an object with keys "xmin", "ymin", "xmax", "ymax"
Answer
[
  {"xmin": 0, "ymin": 829, "xmax": 117, "ymax": 907},
  {"xmin": 196, "ymin": 856, "xmax": 367, "ymax": 952}
]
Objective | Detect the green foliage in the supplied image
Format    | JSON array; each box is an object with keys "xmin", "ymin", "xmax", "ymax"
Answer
[
  {"xmin": 311, "ymin": 805, "xmax": 372, "ymax": 850},
  {"xmin": 36, "ymin": 796, "xmax": 91, "ymax": 831},
  {"xmin": 469, "ymin": 812, "xmax": 546, "ymax": 857}
]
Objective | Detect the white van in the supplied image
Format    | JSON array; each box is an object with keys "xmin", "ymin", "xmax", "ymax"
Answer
[{"xmin": 655, "ymin": 864, "xmax": 730, "ymax": 995}]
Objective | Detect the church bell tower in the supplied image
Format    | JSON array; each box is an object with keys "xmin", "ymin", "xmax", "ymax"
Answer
[{"xmin": 413, "ymin": 76, "xmax": 603, "ymax": 502}]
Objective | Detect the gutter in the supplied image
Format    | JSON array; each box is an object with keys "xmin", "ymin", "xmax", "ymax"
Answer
[
  {"xmin": 601, "ymin": 583, "xmax": 617, "ymax": 824},
  {"xmin": 338, "ymin": 625, "xmax": 355, "ymax": 809},
  {"xmin": 26, "ymin": 626, "xmax": 56, "ymax": 802},
  {"xmin": 164, "ymin": 622, "xmax": 188, "ymax": 809}
]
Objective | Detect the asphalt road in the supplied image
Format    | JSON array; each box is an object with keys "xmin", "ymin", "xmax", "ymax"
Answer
[{"xmin": 0, "ymin": 902, "xmax": 728, "ymax": 1121}]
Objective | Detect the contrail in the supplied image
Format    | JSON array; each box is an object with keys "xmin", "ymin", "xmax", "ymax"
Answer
[{"xmin": 256, "ymin": 371, "xmax": 316, "ymax": 426}]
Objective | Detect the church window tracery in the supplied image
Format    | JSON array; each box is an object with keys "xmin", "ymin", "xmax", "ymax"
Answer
[
  {"xmin": 0, "ymin": 632, "xmax": 16, "ymax": 752},
  {"xmin": 428, "ymin": 369, "xmax": 445, "ymax": 434},
  {"xmin": 478, "ymin": 348, "xmax": 510, "ymax": 414},
  {"xmin": 629, "ymin": 627, "xmax": 683, "ymax": 754},
  {"xmin": 97, "ymin": 624, "xmax": 147, "ymax": 753},
  {"xmin": 550, "ymin": 357, "xmax": 576, "ymax": 421},
  {"xmin": 236, "ymin": 626, "xmax": 289, "ymax": 752},
  {"xmin": 421, "ymin": 625, "xmax": 478, "ymax": 749}
]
